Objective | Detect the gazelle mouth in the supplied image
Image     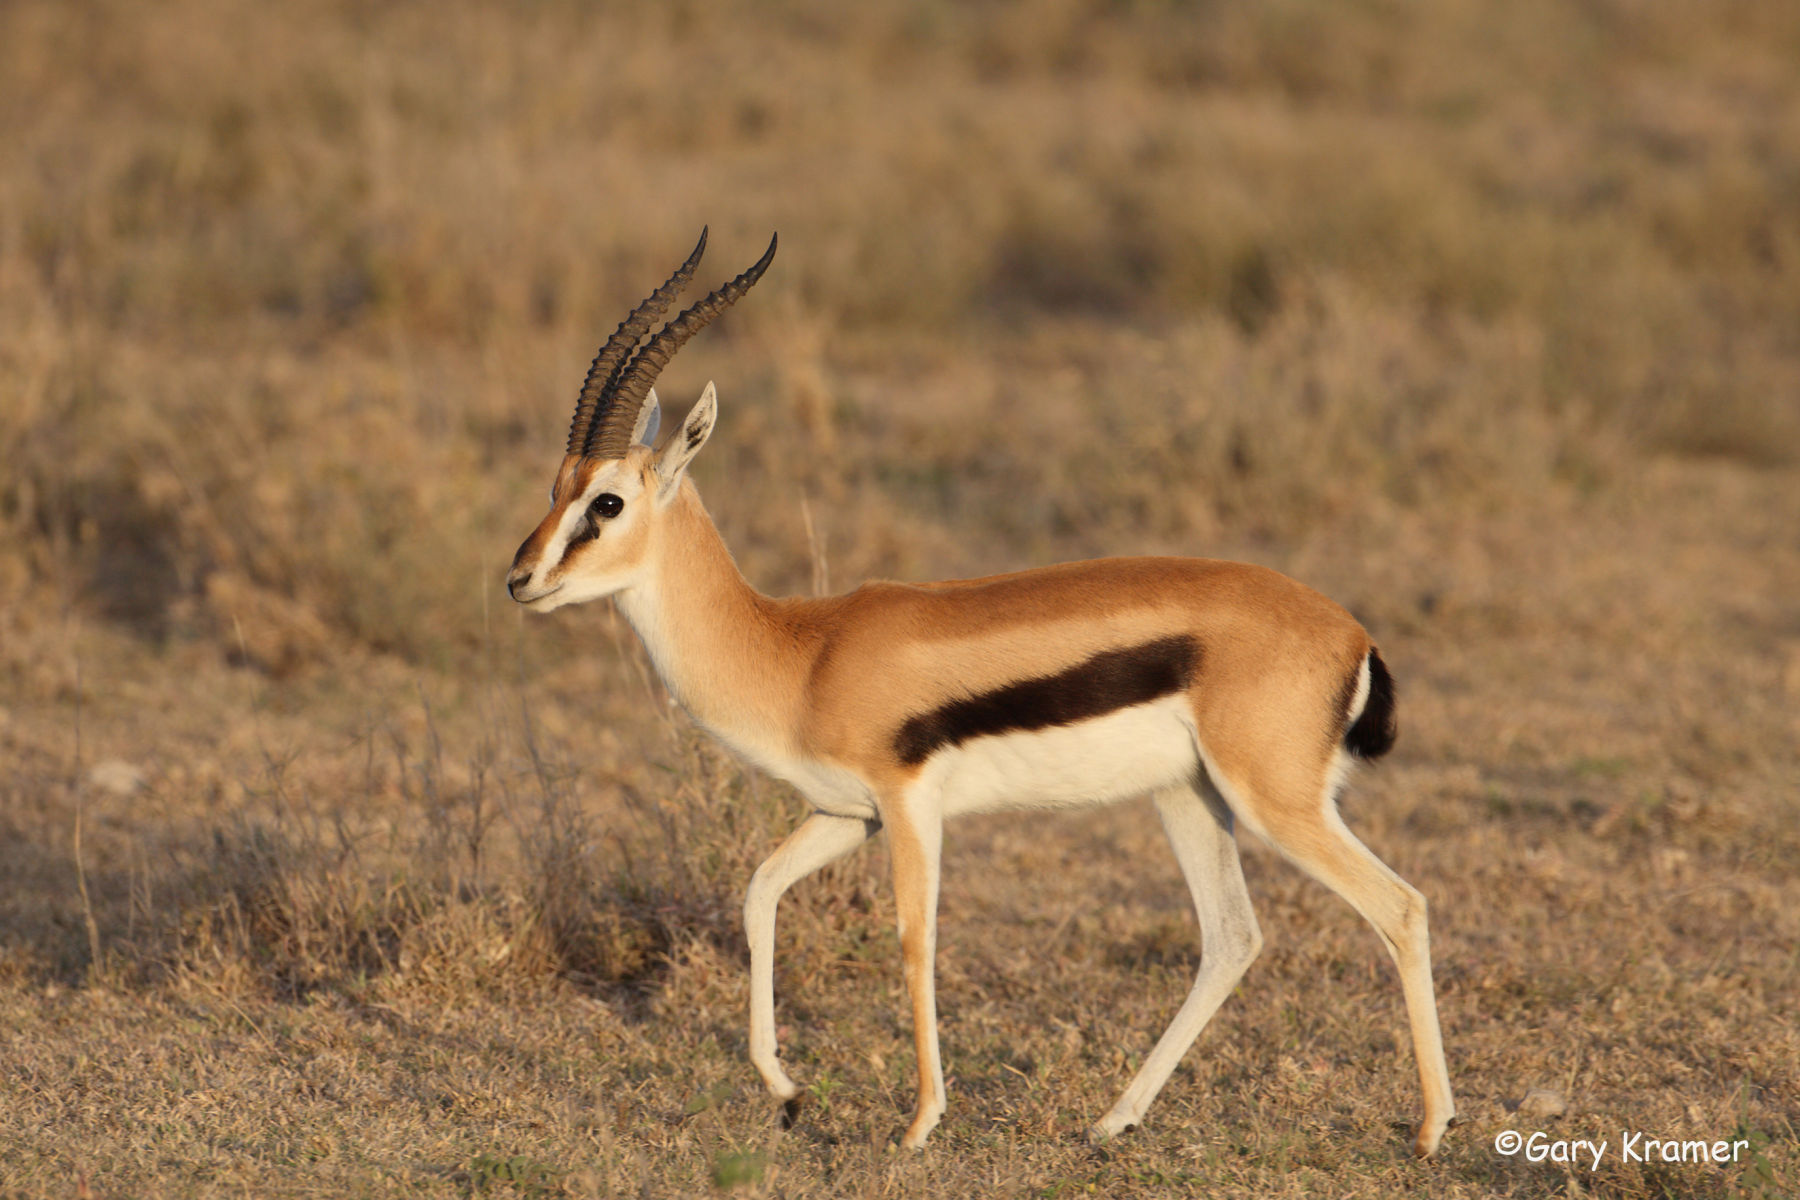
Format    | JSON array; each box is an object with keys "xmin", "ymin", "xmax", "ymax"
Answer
[{"xmin": 511, "ymin": 582, "xmax": 563, "ymax": 606}]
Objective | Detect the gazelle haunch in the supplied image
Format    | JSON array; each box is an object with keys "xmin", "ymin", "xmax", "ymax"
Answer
[{"xmin": 506, "ymin": 231, "xmax": 1456, "ymax": 1157}]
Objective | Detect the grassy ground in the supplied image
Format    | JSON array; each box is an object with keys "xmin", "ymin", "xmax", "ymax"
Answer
[{"xmin": 2, "ymin": 1, "xmax": 1797, "ymax": 1196}]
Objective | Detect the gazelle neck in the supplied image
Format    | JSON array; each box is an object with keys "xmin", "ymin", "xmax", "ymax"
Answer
[{"xmin": 613, "ymin": 480, "xmax": 811, "ymax": 758}]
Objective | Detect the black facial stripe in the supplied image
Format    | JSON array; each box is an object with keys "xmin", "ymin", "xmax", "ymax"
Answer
[
  {"xmin": 893, "ymin": 634, "xmax": 1201, "ymax": 766},
  {"xmin": 566, "ymin": 515, "xmax": 598, "ymax": 548}
]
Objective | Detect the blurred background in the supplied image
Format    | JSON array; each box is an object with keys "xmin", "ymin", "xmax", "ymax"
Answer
[
  {"xmin": 5, "ymin": 0, "xmax": 1796, "ymax": 669},
  {"xmin": 1, "ymin": 1, "xmax": 1796, "ymax": 1195}
]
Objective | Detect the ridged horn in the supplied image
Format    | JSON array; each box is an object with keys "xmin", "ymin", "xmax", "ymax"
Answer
[
  {"xmin": 586, "ymin": 233, "xmax": 778, "ymax": 461},
  {"xmin": 565, "ymin": 228, "xmax": 708, "ymax": 457}
]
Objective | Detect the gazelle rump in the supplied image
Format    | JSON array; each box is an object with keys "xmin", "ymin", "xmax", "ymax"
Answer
[{"xmin": 506, "ymin": 233, "xmax": 1456, "ymax": 1157}]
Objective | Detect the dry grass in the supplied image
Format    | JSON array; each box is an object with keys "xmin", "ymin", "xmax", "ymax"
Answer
[{"xmin": 2, "ymin": 0, "xmax": 1798, "ymax": 1196}]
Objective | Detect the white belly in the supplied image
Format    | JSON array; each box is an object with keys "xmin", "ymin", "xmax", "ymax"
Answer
[
  {"xmin": 708, "ymin": 723, "xmax": 882, "ymax": 819},
  {"xmin": 929, "ymin": 694, "xmax": 1199, "ymax": 817},
  {"xmin": 710, "ymin": 696, "xmax": 1198, "ymax": 823},
  {"xmin": 767, "ymin": 756, "xmax": 881, "ymax": 819}
]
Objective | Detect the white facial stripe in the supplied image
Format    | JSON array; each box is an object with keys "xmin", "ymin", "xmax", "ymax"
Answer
[
  {"xmin": 543, "ymin": 496, "xmax": 594, "ymax": 570},
  {"xmin": 540, "ymin": 465, "xmax": 643, "ymax": 576}
]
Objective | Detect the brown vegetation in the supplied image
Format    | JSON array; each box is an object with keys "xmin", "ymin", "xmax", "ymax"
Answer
[{"xmin": 1, "ymin": 0, "xmax": 1796, "ymax": 1196}]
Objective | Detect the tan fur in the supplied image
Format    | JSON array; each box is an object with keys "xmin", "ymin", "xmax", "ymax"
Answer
[
  {"xmin": 572, "ymin": 479, "xmax": 1370, "ymax": 783},
  {"xmin": 792, "ymin": 561, "xmax": 1366, "ymax": 776},
  {"xmin": 519, "ymin": 455, "xmax": 1368, "ymax": 776}
]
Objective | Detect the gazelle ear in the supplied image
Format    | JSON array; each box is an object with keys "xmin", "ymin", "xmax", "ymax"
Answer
[
  {"xmin": 633, "ymin": 389, "xmax": 662, "ymax": 447},
  {"xmin": 652, "ymin": 382, "xmax": 717, "ymax": 500}
]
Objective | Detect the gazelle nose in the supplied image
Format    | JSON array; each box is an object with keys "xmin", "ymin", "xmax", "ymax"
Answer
[{"xmin": 506, "ymin": 570, "xmax": 528, "ymax": 600}]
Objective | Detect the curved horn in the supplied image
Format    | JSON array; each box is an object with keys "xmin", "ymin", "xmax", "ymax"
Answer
[
  {"xmin": 566, "ymin": 228, "xmax": 708, "ymax": 457},
  {"xmin": 586, "ymin": 233, "xmax": 778, "ymax": 460}
]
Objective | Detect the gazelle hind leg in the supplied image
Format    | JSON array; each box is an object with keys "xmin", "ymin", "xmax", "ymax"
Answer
[
  {"xmin": 1090, "ymin": 775, "xmax": 1263, "ymax": 1143},
  {"xmin": 1216, "ymin": 752, "xmax": 1456, "ymax": 1157},
  {"xmin": 744, "ymin": 812, "xmax": 878, "ymax": 1102}
]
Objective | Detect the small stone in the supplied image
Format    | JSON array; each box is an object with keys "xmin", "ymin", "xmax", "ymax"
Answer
[
  {"xmin": 1518, "ymin": 1088, "xmax": 1567, "ymax": 1119},
  {"xmin": 87, "ymin": 760, "xmax": 145, "ymax": 797}
]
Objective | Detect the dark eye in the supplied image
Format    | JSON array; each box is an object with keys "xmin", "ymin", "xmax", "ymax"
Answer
[{"xmin": 590, "ymin": 493, "xmax": 624, "ymax": 520}]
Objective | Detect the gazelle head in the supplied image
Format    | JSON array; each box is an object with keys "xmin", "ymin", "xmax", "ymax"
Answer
[{"xmin": 506, "ymin": 229, "xmax": 776, "ymax": 611}]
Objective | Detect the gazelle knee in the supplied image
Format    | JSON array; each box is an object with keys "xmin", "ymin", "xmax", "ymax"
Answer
[
  {"xmin": 1206, "ymin": 910, "xmax": 1263, "ymax": 975},
  {"xmin": 1374, "ymin": 881, "xmax": 1429, "ymax": 963},
  {"xmin": 1398, "ymin": 883, "xmax": 1428, "ymax": 941},
  {"xmin": 1242, "ymin": 920, "xmax": 1266, "ymax": 963},
  {"xmin": 744, "ymin": 868, "xmax": 781, "ymax": 932}
]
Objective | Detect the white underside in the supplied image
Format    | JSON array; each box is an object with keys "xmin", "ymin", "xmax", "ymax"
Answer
[
  {"xmin": 928, "ymin": 694, "xmax": 1200, "ymax": 817},
  {"xmin": 745, "ymin": 744, "xmax": 881, "ymax": 819},
  {"xmin": 728, "ymin": 695, "xmax": 1202, "ymax": 821}
]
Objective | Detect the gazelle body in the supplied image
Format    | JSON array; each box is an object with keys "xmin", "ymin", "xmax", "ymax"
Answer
[{"xmin": 507, "ymin": 232, "xmax": 1456, "ymax": 1157}]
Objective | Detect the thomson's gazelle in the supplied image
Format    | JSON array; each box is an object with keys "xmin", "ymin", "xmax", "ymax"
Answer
[{"xmin": 506, "ymin": 231, "xmax": 1456, "ymax": 1156}]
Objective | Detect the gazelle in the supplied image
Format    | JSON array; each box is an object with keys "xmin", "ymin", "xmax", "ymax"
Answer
[{"xmin": 506, "ymin": 230, "xmax": 1456, "ymax": 1157}]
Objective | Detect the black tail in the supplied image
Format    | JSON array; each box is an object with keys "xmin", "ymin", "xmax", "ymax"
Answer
[{"xmin": 1343, "ymin": 649, "xmax": 1397, "ymax": 760}]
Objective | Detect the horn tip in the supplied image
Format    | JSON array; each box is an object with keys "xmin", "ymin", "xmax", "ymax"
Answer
[{"xmin": 752, "ymin": 232, "xmax": 778, "ymax": 273}]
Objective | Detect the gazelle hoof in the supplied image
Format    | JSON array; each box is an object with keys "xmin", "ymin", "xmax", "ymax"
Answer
[
  {"xmin": 759, "ymin": 1067, "xmax": 799, "ymax": 1104},
  {"xmin": 1413, "ymin": 1112, "xmax": 1455, "ymax": 1158},
  {"xmin": 1087, "ymin": 1110, "xmax": 1137, "ymax": 1145},
  {"xmin": 899, "ymin": 1112, "xmax": 941, "ymax": 1150}
]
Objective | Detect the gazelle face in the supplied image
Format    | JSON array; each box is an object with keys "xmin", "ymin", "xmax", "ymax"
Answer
[
  {"xmin": 508, "ymin": 382, "xmax": 719, "ymax": 613},
  {"xmin": 507, "ymin": 226, "xmax": 770, "ymax": 613},
  {"xmin": 506, "ymin": 450, "xmax": 657, "ymax": 611}
]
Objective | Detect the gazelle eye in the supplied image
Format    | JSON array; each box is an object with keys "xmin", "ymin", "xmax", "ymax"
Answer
[{"xmin": 590, "ymin": 493, "xmax": 624, "ymax": 520}]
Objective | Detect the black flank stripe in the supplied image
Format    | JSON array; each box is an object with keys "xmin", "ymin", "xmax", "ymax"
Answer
[{"xmin": 893, "ymin": 635, "xmax": 1201, "ymax": 766}]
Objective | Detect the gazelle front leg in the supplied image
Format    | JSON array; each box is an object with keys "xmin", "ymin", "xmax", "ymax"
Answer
[
  {"xmin": 883, "ymin": 795, "xmax": 946, "ymax": 1149},
  {"xmin": 744, "ymin": 812, "xmax": 878, "ymax": 1103}
]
